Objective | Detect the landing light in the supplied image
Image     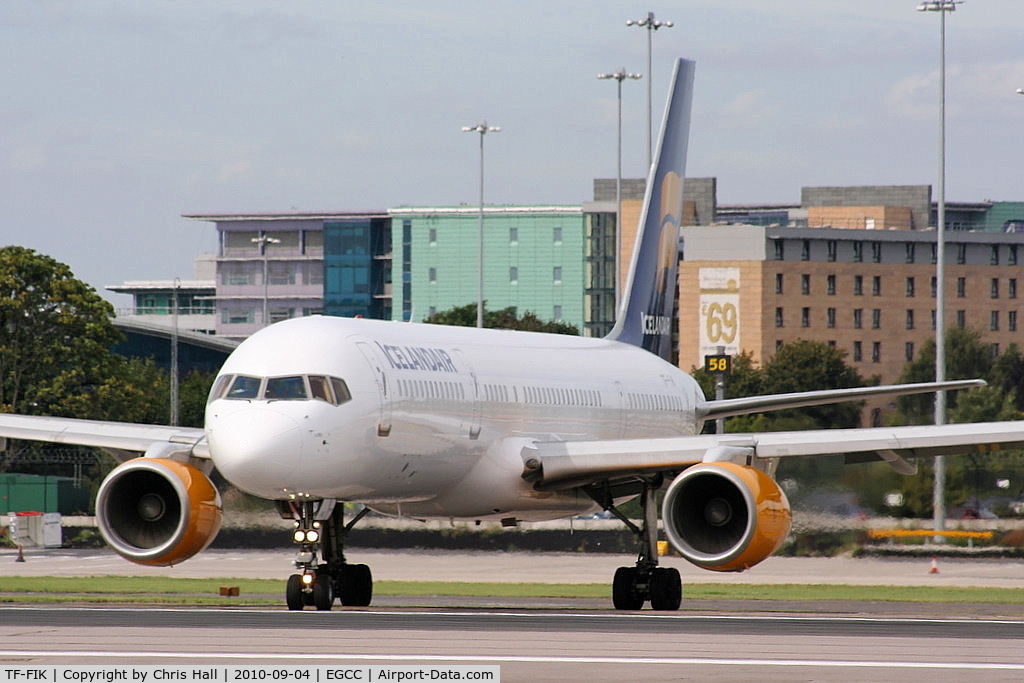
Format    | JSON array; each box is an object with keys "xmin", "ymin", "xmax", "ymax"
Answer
[
  {"xmin": 302, "ymin": 574, "xmax": 313, "ymax": 585},
  {"xmin": 293, "ymin": 530, "xmax": 305, "ymax": 543}
]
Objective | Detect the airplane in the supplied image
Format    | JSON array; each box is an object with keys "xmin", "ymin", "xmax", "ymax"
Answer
[{"xmin": 3, "ymin": 57, "xmax": 1024, "ymax": 611}]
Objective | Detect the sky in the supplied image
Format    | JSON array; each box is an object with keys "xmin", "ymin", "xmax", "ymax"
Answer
[{"xmin": 1, "ymin": 1, "xmax": 1022, "ymax": 306}]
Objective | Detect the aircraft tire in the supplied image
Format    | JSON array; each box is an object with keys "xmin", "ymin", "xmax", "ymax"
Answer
[
  {"xmin": 312, "ymin": 573, "xmax": 334, "ymax": 611},
  {"xmin": 612, "ymin": 567, "xmax": 644, "ymax": 610},
  {"xmin": 340, "ymin": 563, "xmax": 373, "ymax": 607},
  {"xmin": 649, "ymin": 567, "xmax": 682, "ymax": 611},
  {"xmin": 286, "ymin": 574, "xmax": 305, "ymax": 611}
]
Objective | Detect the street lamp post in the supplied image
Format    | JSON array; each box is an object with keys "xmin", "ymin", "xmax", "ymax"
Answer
[
  {"xmin": 597, "ymin": 68, "xmax": 642, "ymax": 313},
  {"xmin": 252, "ymin": 234, "xmax": 281, "ymax": 328},
  {"xmin": 626, "ymin": 11, "xmax": 673, "ymax": 170},
  {"xmin": 461, "ymin": 121, "xmax": 501, "ymax": 329},
  {"xmin": 918, "ymin": 0, "xmax": 961, "ymax": 538}
]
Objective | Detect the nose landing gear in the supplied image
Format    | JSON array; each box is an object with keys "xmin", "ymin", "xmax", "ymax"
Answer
[{"xmin": 279, "ymin": 499, "xmax": 373, "ymax": 611}]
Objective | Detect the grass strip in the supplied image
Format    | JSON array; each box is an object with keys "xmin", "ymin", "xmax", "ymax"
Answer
[{"xmin": 2, "ymin": 576, "xmax": 1024, "ymax": 605}]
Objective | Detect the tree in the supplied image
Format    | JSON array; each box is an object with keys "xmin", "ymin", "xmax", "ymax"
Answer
[
  {"xmin": 0, "ymin": 246, "xmax": 122, "ymax": 415},
  {"xmin": 424, "ymin": 303, "xmax": 579, "ymax": 335},
  {"xmin": 897, "ymin": 327, "xmax": 994, "ymax": 424}
]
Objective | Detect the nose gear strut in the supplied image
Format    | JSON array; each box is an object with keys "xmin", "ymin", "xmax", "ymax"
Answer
[{"xmin": 279, "ymin": 499, "xmax": 373, "ymax": 611}]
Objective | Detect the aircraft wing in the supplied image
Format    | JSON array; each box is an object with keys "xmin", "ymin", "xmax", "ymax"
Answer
[
  {"xmin": 524, "ymin": 420, "xmax": 1024, "ymax": 490},
  {"xmin": 0, "ymin": 414, "xmax": 208, "ymax": 462},
  {"xmin": 696, "ymin": 379, "xmax": 984, "ymax": 420}
]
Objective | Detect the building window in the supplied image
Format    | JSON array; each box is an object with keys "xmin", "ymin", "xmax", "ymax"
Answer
[
  {"xmin": 773, "ymin": 240, "xmax": 784, "ymax": 260},
  {"xmin": 853, "ymin": 275, "xmax": 863, "ymax": 296},
  {"xmin": 906, "ymin": 309, "xmax": 914, "ymax": 330},
  {"xmin": 991, "ymin": 245, "xmax": 1000, "ymax": 265},
  {"xmin": 553, "ymin": 305, "xmax": 563, "ymax": 321},
  {"xmin": 801, "ymin": 274, "xmax": 811, "ymax": 295},
  {"xmin": 1010, "ymin": 245, "xmax": 1018, "ymax": 266},
  {"xmin": 801, "ymin": 240, "xmax": 810, "ymax": 261},
  {"xmin": 510, "ymin": 266, "xmax": 518, "ymax": 283},
  {"xmin": 827, "ymin": 240, "xmax": 837, "ymax": 262},
  {"xmin": 957, "ymin": 310, "xmax": 966, "ymax": 328},
  {"xmin": 853, "ymin": 309, "xmax": 863, "ymax": 329},
  {"xmin": 872, "ymin": 309, "xmax": 881, "ymax": 329},
  {"xmin": 1010, "ymin": 311, "xmax": 1018, "ymax": 332},
  {"xmin": 991, "ymin": 310, "xmax": 1000, "ymax": 331},
  {"xmin": 1010, "ymin": 279, "xmax": 1018, "ymax": 299},
  {"xmin": 775, "ymin": 307, "xmax": 784, "ymax": 328},
  {"xmin": 510, "ymin": 227, "xmax": 518, "ymax": 244},
  {"xmin": 905, "ymin": 242, "xmax": 916, "ymax": 264},
  {"xmin": 222, "ymin": 263, "xmax": 255, "ymax": 286},
  {"xmin": 957, "ymin": 244, "xmax": 967, "ymax": 265},
  {"xmin": 871, "ymin": 242, "xmax": 882, "ymax": 263},
  {"xmin": 931, "ymin": 276, "xmax": 937, "ymax": 298},
  {"xmin": 905, "ymin": 341, "xmax": 915, "ymax": 362},
  {"xmin": 268, "ymin": 262, "xmax": 296, "ymax": 286},
  {"xmin": 991, "ymin": 343, "xmax": 1000, "ymax": 359},
  {"xmin": 775, "ymin": 273, "xmax": 784, "ymax": 294},
  {"xmin": 853, "ymin": 341, "xmax": 863, "ymax": 362},
  {"xmin": 931, "ymin": 243, "xmax": 938, "ymax": 265},
  {"xmin": 853, "ymin": 242, "xmax": 863, "ymax": 263},
  {"xmin": 827, "ymin": 274, "xmax": 836, "ymax": 296},
  {"xmin": 553, "ymin": 266, "xmax": 562, "ymax": 284},
  {"xmin": 992, "ymin": 278, "xmax": 1000, "ymax": 299},
  {"xmin": 428, "ymin": 267, "xmax": 437, "ymax": 284},
  {"xmin": 872, "ymin": 276, "xmax": 881, "ymax": 296},
  {"xmin": 801, "ymin": 307, "xmax": 810, "ymax": 328},
  {"xmin": 429, "ymin": 228, "xmax": 437, "ymax": 245},
  {"xmin": 906, "ymin": 277, "xmax": 915, "ymax": 298},
  {"xmin": 827, "ymin": 308, "xmax": 836, "ymax": 328},
  {"xmin": 222, "ymin": 307, "xmax": 254, "ymax": 325},
  {"xmin": 931, "ymin": 309, "xmax": 937, "ymax": 330},
  {"xmin": 553, "ymin": 226, "xmax": 563, "ymax": 244},
  {"xmin": 269, "ymin": 308, "xmax": 295, "ymax": 324},
  {"xmin": 957, "ymin": 277, "xmax": 966, "ymax": 298},
  {"xmin": 872, "ymin": 342, "xmax": 881, "ymax": 363}
]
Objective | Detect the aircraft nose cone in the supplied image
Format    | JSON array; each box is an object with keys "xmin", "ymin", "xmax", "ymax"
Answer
[{"xmin": 208, "ymin": 407, "xmax": 304, "ymax": 497}]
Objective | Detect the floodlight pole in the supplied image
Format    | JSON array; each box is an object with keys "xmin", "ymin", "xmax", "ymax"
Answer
[
  {"xmin": 462, "ymin": 122, "xmax": 501, "ymax": 328},
  {"xmin": 918, "ymin": 0, "xmax": 961, "ymax": 537},
  {"xmin": 597, "ymin": 68, "xmax": 642, "ymax": 314}
]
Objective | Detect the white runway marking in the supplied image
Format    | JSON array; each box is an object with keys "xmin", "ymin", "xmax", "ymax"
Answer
[{"xmin": 2, "ymin": 650, "xmax": 1024, "ymax": 671}]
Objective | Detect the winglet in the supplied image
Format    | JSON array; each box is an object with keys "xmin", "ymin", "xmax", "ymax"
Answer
[{"xmin": 606, "ymin": 58, "xmax": 695, "ymax": 362}]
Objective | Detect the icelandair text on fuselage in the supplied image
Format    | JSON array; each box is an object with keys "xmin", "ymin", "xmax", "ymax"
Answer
[
  {"xmin": 375, "ymin": 342, "xmax": 458, "ymax": 374},
  {"xmin": 2, "ymin": 668, "xmax": 497, "ymax": 683}
]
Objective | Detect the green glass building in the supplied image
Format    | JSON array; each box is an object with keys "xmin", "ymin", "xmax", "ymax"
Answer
[{"xmin": 390, "ymin": 206, "xmax": 591, "ymax": 331}]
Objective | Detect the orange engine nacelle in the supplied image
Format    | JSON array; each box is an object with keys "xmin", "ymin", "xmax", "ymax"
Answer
[
  {"xmin": 662, "ymin": 461, "xmax": 791, "ymax": 572},
  {"xmin": 95, "ymin": 457, "xmax": 222, "ymax": 567}
]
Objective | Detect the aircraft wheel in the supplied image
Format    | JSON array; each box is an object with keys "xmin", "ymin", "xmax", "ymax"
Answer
[
  {"xmin": 340, "ymin": 563, "xmax": 373, "ymax": 607},
  {"xmin": 312, "ymin": 573, "xmax": 334, "ymax": 611},
  {"xmin": 612, "ymin": 567, "xmax": 644, "ymax": 610},
  {"xmin": 649, "ymin": 567, "xmax": 682, "ymax": 611},
  {"xmin": 285, "ymin": 574, "xmax": 305, "ymax": 611}
]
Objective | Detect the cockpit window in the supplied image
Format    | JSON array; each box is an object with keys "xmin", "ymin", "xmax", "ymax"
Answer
[
  {"xmin": 227, "ymin": 375, "xmax": 262, "ymax": 399},
  {"xmin": 265, "ymin": 376, "xmax": 307, "ymax": 400},
  {"xmin": 330, "ymin": 377, "xmax": 352, "ymax": 404},
  {"xmin": 308, "ymin": 375, "xmax": 332, "ymax": 402},
  {"xmin": 211, "ymin": 373, "xmax": 351, "ymax": 406}
]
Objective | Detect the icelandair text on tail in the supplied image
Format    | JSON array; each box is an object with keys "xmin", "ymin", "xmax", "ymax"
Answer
[{"xmin": 2, "ymin": 668, "xmax": 497, "ymax": 683}]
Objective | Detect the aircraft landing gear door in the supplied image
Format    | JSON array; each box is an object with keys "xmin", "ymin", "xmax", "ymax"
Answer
[
  {"xmin": 451, "ymin": 349, "xmax": 481, "ymax": 440},
  {"xmin": 355, "ymin": 341, "xmax": 392, "ymax": 437}
]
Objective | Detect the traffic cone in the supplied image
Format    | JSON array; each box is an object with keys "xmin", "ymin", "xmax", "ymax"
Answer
[
  {"xmin": 929, "ymin": 557, "xmax": 939, "ymax": 574},
  {"xmin": 15, "ymin": 546, "xmax": 25, "ymax": 563}
]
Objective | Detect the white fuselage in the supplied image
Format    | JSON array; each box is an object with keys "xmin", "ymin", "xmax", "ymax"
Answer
[{"xmin": 205, "ymin": 316, "xmax": 706, "ymax": 521}]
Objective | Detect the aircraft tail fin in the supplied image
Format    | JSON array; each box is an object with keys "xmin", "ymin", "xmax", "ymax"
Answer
[{"xmin": 606, "ymin": 58, "xmax": 695, "ymax": 362}]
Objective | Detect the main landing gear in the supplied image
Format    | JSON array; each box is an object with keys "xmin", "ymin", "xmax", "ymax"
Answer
[
  {"xmin": 591, "ymin": 478, "xmax": 682, "ymax": 611},
  {"xmin": 279, "ymin": 500, "xmax": 373, "ymax": 611}
]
